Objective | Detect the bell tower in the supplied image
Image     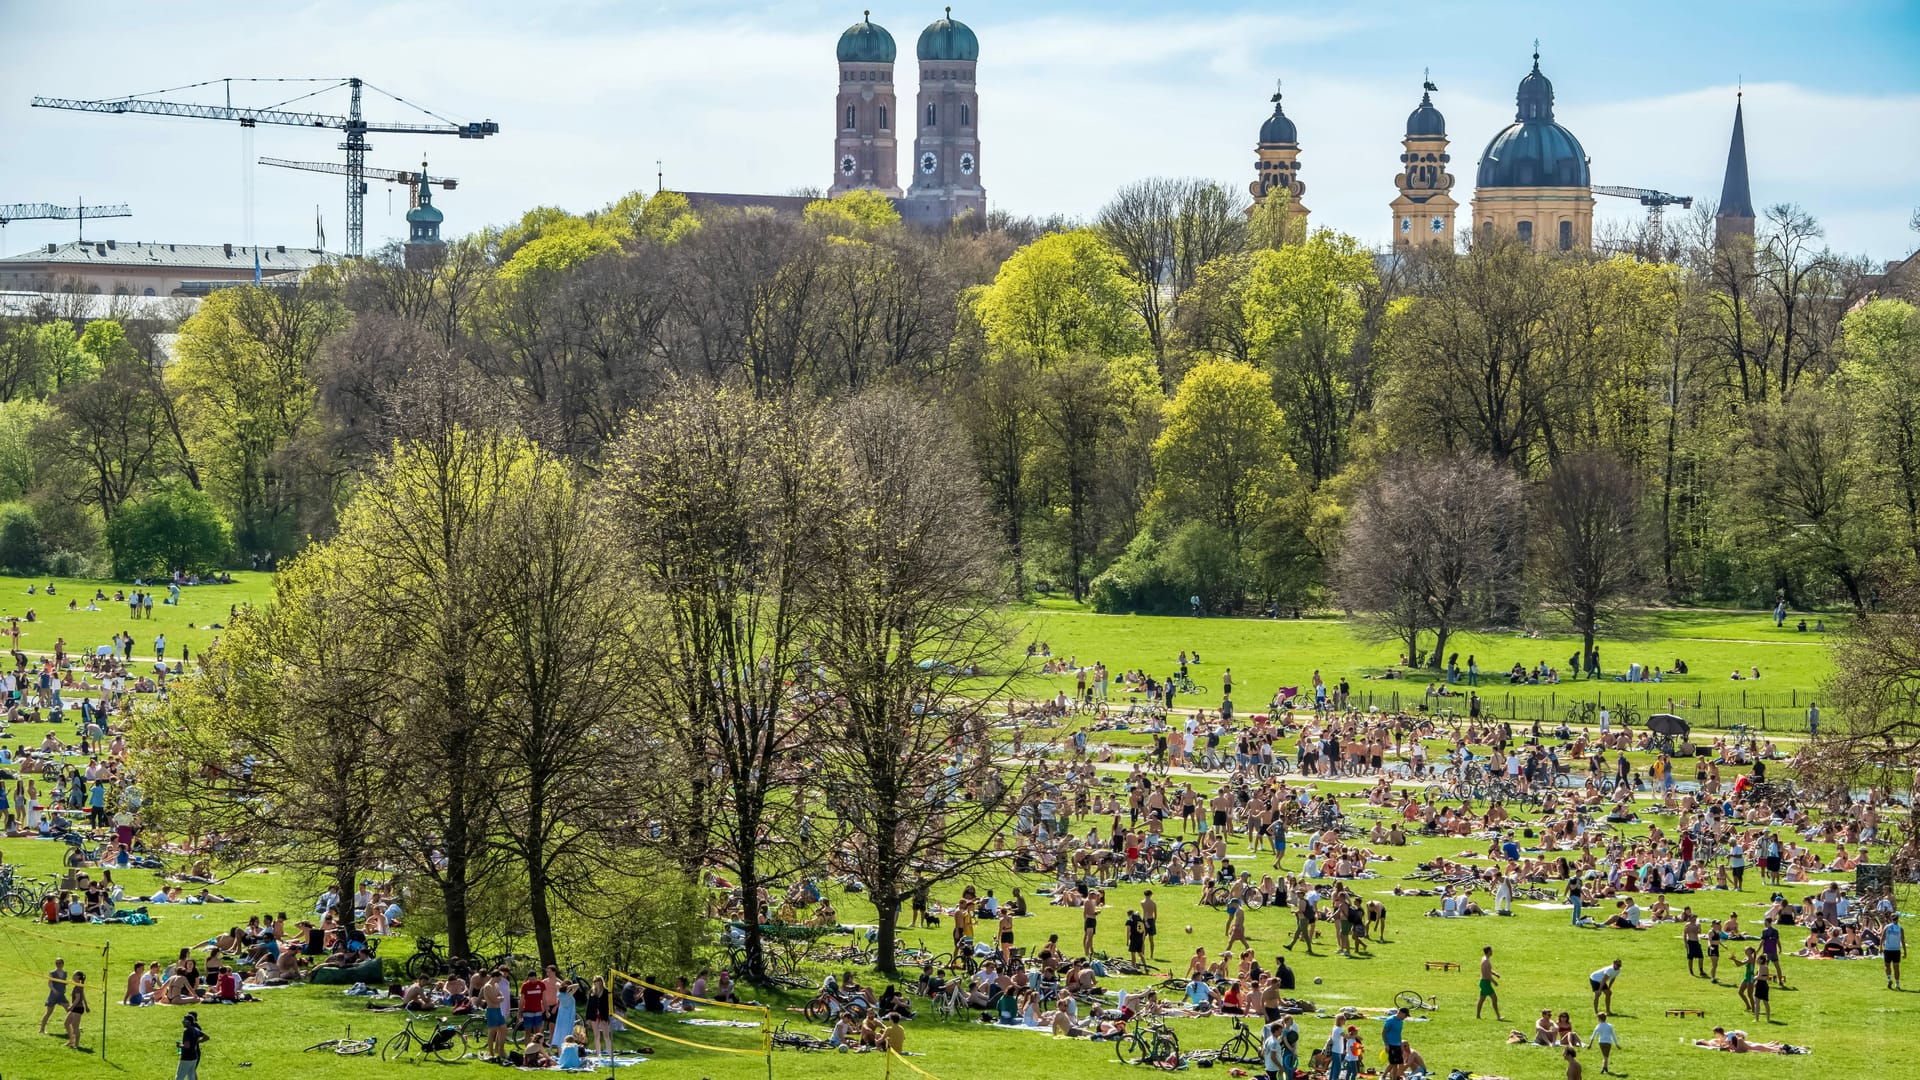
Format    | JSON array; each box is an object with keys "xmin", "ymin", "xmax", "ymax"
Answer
[
  {"xmin": 1390, "ymin": 74, "xmax": 1457, "ymax": 249},
  {"xmin": 832, "ymin": 12, "xmax": 901, "ymax": 198},
  {"xmin": 1249, "ymin": 80, "xmax": 1308, "ymax": 227},
  {"xmin": 904, "ymin": 8, "xmax": 985, "ymax": 228}
]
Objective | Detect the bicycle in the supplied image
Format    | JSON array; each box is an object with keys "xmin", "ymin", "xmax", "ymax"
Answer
[
  {"xmin": 305, "ymin": 1024, "xmax": 378, "ymax": 1056},
  {"xmin": 1217, "ymin": 1016, "xmax": 1260, "ymax": 1063},
  {"xmin": 1394, "ymin": 990, "xmax": 1438, "ymax": 1013},
  {"xmin": 1, "ymin": 875, "xmax": 58, "ymax": 917},
  {"xmin": 381, "ymin": 1013, "xmax": 469, "ymax": 1063},
  {"xmin": 770, "ymin": 1019, "xmax": 831, "ymax": 1051},
  {"xmin": 404, "ymin": 937, "xmax": 452, "ymax": 980},
  {"xmin": 1116, "ymin": 1015, "xmax": 1181, "ymax": 1068}
]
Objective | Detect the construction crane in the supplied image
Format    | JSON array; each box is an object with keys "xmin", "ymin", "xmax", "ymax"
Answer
[
  {"xmin": 0, "ymin": 200, "xmax": 131, "ymax": 244},
  {"xmin": 31, "ymin": 77, "xmax": 498, "ymax": 258},
  {"xmin": 1593, "ymin": 185, "xmax": 1693, "ymax": 252},
  {"xmin": 259, "ymin": 156, "xmax": 457, "ymax": 210}
]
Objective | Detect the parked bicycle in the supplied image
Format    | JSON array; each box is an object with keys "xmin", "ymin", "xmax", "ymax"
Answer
[
  {"xmin": 1116, "ymin": 1015, "xmax": 1181, "ymax": 1068},
  {"xmin": 305, "ymin": 1024, "xmax": 378, "ymax": 1056},
  {"xmin": 381, "ymin": 1013, "xmax": 468, "ymax": 1063}
]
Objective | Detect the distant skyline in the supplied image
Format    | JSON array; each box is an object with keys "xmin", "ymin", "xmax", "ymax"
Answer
[{"xmin": 1, "ymin": 0, "xmax": 1916, "ymax": 260}]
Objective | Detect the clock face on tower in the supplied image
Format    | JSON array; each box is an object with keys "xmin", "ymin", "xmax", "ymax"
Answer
[
  {"xmin": 839, "ymin": 155, "xmax": 857, "ymax": 177},
  {"xmin": 959, "ymin": 152, "xmax": 975, "ymax": 176},
  {"xmin": 919, "ymin": 151, "xmax": 938, "ymax": 175},
  {"xmin": 1400, "ymin": 217, "xmax": 1411, "ymax": 233},
  {"xmin": 1430, "ymin": 216, "xmax": 1446, "ymax": 234}
]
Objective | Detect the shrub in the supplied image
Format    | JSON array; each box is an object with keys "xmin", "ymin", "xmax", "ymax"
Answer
[
  {"xmin": 105, "ymin": 482, "xmax": 232, "ymax": 579},
  {"xmin": 0, "ymin": 501, "xmax": 46, "ymax": 574}
]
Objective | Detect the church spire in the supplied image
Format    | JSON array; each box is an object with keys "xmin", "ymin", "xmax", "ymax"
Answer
[{"xmin": 1715, "ymin": 92, "xmax": 1755, "ymax": 247}]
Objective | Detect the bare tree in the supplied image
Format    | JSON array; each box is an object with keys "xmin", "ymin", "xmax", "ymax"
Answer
[
  {"xmin": 804, "ymin": 388, "xmax": 1029, "ymax": 973},
  {"xmin": 1098, "ymin": 177, "xmax": 1248, "ymax": 372},
  {"xmin": 1530, "ymin": 450, "xmax": 1648, "ymax": 663},
  {"xmin": 608, "ymin": 384, "xmax": 828, "ymax": 983},
  {"xmin": 1337, "ymin": 454, "xmax": 1524, "ymax": 667}
]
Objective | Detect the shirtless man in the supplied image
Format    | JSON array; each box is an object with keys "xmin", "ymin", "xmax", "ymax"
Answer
[
  {"xmin": 1141, "ymin": 891, "xmax": 1160, "ymax": 960},
  {"xmin": 1565, "ymin": 1046, "xmax": 1583, "ymax": 1080},
  {"xmin": 481, "ymin": 968, "xmax": 509, "ymax": 1061},
  {"xmin": 1477, "ymin": 946, "xmax": 1504, "ymax": 1021},
  {"xmin": 1683, "ymin": 911, "xmax": 1705, "ymax": 978},
  {"xmin": 998, "ymin": 908, "xmax": 1016, "ymax": 965},
  {"xmin": 1082, "ymin": 891, "xmax": 1101, "ymax": 957}
]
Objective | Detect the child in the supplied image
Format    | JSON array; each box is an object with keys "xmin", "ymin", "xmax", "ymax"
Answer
[{"xmin": 1590, "ymin": 1012, "xmax": 1618, "ymax": 1074}]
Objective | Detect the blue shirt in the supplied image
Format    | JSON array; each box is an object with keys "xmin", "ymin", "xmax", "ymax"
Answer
[{"xmin": 1382, "ymin": 1015, "xmax": 1403, "ymax": 1046}]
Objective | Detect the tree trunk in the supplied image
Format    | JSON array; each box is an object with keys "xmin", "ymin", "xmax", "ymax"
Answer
[
  {"xmin": 528, "ymin": 854, "xmax": 557, "ymax": 969},
  {"xmin": 873, "ymin": 889, "xmax": 902, "ymax": 977}
]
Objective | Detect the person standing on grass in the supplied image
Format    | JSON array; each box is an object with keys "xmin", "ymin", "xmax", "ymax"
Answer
[
  {"xmin": 481, "ymin": 968, "xmax": 509, "ymax": 1061},
  {"xmin": 1382, "ymin": 1007, "xmax": 1408, "ymax": 1080},
  {"xmin": 1760, "ymin": 917, "xmax": 1785, "ymax": 984},
  {"xmin": 585, "ymin": 976, "xmax": 612, "ymax": 1060},
  {"xmin": 1884, "ymin": 912, "xmax": 1905, "ymax": 990},
  {"xmin": 39, "ymin": 956, "xmax": 67, "ymax": 1034},
  {"xmin": 1564, "ymin": 1045, "xmax": 1583, "ymax": 1080},
  {"xmin": 1082, "ymin": 890, "xmax": 1101, "ymax": 957},
  {"xmin": 1750, "ymin": 969, "xmax": 1772, "ymax": 1022},
  {"xmin": 1262, "ymin": 1020, "xmax": 1287, "ymax": 1080},
  {"xmin": 1684, "ymin": 910, "xmax": 1706, "ymax": 977},
  {"xmin": 1142, "ymin": 890, "xmax": 1159, "ymax": 960},
  {"xmin": 64, "ymin": 971, "xmax": 87, "ymax": 1050},
  {"xmin": 1285, "ymin": 888, "xmax": 1316, "ymax": 955},
  {"xmin": 174, "ymin": 1010, "xmax": 207, "ymax": 1080},
  {"xmin": 1477, "ymin": 946, "xmax": 1504, "ymax": 1020},
  {"xmin": 999, "ymin": 906, "xmax": 1016, "ymax": 966},
  {"xmin": 1323, "ymin": 1020, "xmax": 1350, "ymax": 1080},
  {"xmin": 1589, "ymin": 1013, "xmax": 1618, "ymax": 1074},
  {"xmin": 1589, "ymin": 959, "xmax": 1621, "ymax": 1015}
]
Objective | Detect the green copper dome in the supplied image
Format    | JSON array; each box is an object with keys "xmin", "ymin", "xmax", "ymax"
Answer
[
  {"xmin": 917, "ymin": 8, "xmax": 978, "ymax": 62},
  {"xmin": 1477, "ymin": 54, "xmax": 1589, "ymax": 188},
  {"xmin": 838, "ymin": 12, "xmax": 896, "ymax": 63}
]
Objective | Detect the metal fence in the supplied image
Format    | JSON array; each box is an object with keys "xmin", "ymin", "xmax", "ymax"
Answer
[{"xmin": 1350, "ymin": 685, "xmax": 1816, "ymax": 734}]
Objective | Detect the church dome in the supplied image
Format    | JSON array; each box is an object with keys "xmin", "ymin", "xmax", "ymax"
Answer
[
  {"xmin": 406, "ymin": 203, "xmax": 443, "ymax": 225},
  {"xmin": 1476, "ymin": 55, "xmax": 1589, "ymax": 188},
  {"xmin": 838, "ymin": 12, "xmax": 896, "ymax": 63},
  {"xmin": 917, "ymin": 9, "xmax": 978, "ymax": 62},
  {"xmin": 1259, "ymin": 91, "xmax": 1298, "ymax": 145},
  {"xmin": 1406, "ymin": 89, "xmax": 1445, "ymax": 137}
]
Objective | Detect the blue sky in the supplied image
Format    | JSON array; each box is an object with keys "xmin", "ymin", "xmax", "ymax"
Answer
[{"xmin": 2, "ymin": 0, "xmax": 1916, "ymax": 260}]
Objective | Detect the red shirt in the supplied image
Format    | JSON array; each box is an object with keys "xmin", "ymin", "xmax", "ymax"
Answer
[{"xmin": 521, "ymin": 979, "xmax": 544, "ymax": 1014}]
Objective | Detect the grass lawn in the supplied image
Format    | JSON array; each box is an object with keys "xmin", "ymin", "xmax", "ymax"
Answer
[
  {"xmin": 0, "ymin": 572, "xmax": 275, "ymax": 664},
  {"xmin": 0, "ymin": 587, "xmax": 1892, "ymax": 1080},
  {"xmin": 1, "ymin": 791, "xmax": 1902, "ymax": 1080},
  {"xmin": 1007, "ymin": 607, "xmax": 1840, "ymax": 733}
]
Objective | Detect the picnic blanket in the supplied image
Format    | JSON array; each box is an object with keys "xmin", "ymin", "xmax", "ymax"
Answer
[{"xmin": 680, "ymin": 1018, "xmax": 762, "ymax": 1028}]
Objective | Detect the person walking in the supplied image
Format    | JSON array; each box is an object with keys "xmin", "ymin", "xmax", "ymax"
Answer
[
  {"xmin": 175, "ymin": 1011, "xmax": 209, "ymax": 1080},
  {"xmin": 1262, "ymin": 1020, "xmax": 1287, "ymax": 1080},
  {"xmin": 38, "ymin": 956, "xmax": 67, "ymax": 1034},
  {"xmin": 1589, "ymin": 1013, "xmax": 1618, "ymax": 1074},
  {"xmin": 1589, "ymin": 959, "xmax": 1621, "ymax": 1015},
  {"xmin": 1886, "ymin": 913, "xmax": 1905, "ymax": 990},
  {"xmin": 1477, "ymin": 946, "xmax": 1504, "ymax": 1020},
  {"xmin": 1807, "ymin": 701, "xmax": 1819, "ymax": 738}
]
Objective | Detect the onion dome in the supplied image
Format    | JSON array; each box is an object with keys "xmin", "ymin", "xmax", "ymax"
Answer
[
  {"xmin": 838, "ymin": 11, "xmax": 896, "ymax": 63},
  {"xmin": 1406, "ymin": 82, "xmax": 1446, "ymax": 137},
  {"xmin": 1476, "ymin": 51, "xmax": 1590, "ymax": 188},
  {"xmin": 917, "ymin": 8, "xmax": 979, "ymax": 62},
  {"xmin": 1259, "ymin": 86, "xmax": 1298, "ymax": 146}
]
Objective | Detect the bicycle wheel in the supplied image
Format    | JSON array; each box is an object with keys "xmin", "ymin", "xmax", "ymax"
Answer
[
  {"xmin": 1395, "ymin": 990, "xmax": 1428, "ymax": 1012},
  {"xmin": 803, "ymin": 999, "xmax": 832, "ymax": 1024},
  {"xmin": 338, "ymin": 1038, "xmax": 377, "ymax": 1056},
  {"xmin": 429, "ymin": 1027, "xmax": 469, "ymax": 1063},
  {"xmin": 1118, "ymin": 1031, "xmax": 1152, "ymax": 1064},
  {"xmin": 0, "ymin": 892, "xmax": 28, "ymax": 918},
  {"xmin": 1149, "ymin": 1031, "xmax": 1180, "ymax": 1068},
  {"xmin": 381, "ymin": 1031, "xmax": 412, "ymax": 1062},
  {"xmin": 304, "ymin": 1040, "xmax": 343, "ymax": 1054},
  {"xmin": 405, "ymin": 952, "xmax": 445, "ymax": 980}
]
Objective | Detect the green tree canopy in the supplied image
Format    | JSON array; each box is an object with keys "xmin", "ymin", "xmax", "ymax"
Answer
[
  {"xmin": 105, "ymin": 479, "xmax": 231, "ymax": 578},
  {"xmin": 1152, "ymin": 358, "xmax": 1294, "ymax": 550},
  {"xmin": 972, "ymin": 229, "xmax": 1147, "ymax": 368}
]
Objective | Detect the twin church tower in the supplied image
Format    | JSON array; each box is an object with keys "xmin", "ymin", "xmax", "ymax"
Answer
[{"xmin": 832, "ymin": 10, "xmax": 985, "ymax": 228}]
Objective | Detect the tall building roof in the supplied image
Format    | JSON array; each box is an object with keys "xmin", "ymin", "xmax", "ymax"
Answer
[
  {"xmin": 0, "ymin": 240, "xmax": 332, "ymax": 272},
  {"xmin": 1259, "ymin": 86, "xmax": 1298, "ymax": 146},
  {"xmin": 1476, "ymin": 52, "xmax": 1589, "ymax": 189},
  {"xmin": 837, "ymin": 12, "xmax": 896, "ymax": 63},
  {"xmin": 1717, "ymin": 96, "xmax": 1755, "ymax": 220},
  {"xmin": 917, "ymin": 8, "xmax": 978, "ymax": 62}
]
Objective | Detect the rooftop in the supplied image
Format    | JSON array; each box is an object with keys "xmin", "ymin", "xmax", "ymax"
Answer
[{"xmin": 1, "ymin": 240, "xmax": 334, "ymax": 271}]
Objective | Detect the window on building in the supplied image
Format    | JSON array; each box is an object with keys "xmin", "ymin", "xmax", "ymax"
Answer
[
  {"xmin": 846, "ymin": 104, "xmax": 855, "ymax": 129},
  {"xmin": 143, "ymin": 287, "xmax": 156, "ymax": 296},
  {"xmin": 879, "ymin": 105, "xmax": 888, "ymax": 129},
  {"xmin": 1559, "ymin": 221, "xmax": 1574, "ymax": 250},
  {"xmin": 1517, "ymin": 220, "xmax": 1533, "ymax": 245},
  {"xmin": 926, "ymin": 103, "xmax": 936, "ymax": 126},
  {"xmin": 1481, "ymin": 221, "xmax": 1493, "ymax": 240},
  {"xmin": 961, "ymin": 103, "xmax": 970, "ymax": 126}
]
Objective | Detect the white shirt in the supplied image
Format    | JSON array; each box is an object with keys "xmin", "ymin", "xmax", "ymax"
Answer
[
  {"xmin": 1326, "ymin": 1024, "xmax": 1347, "ymax": 1053},
  {"xmin": 1592, "ymin": 1021, "xmax": 1616, "ymax": 1044}
]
